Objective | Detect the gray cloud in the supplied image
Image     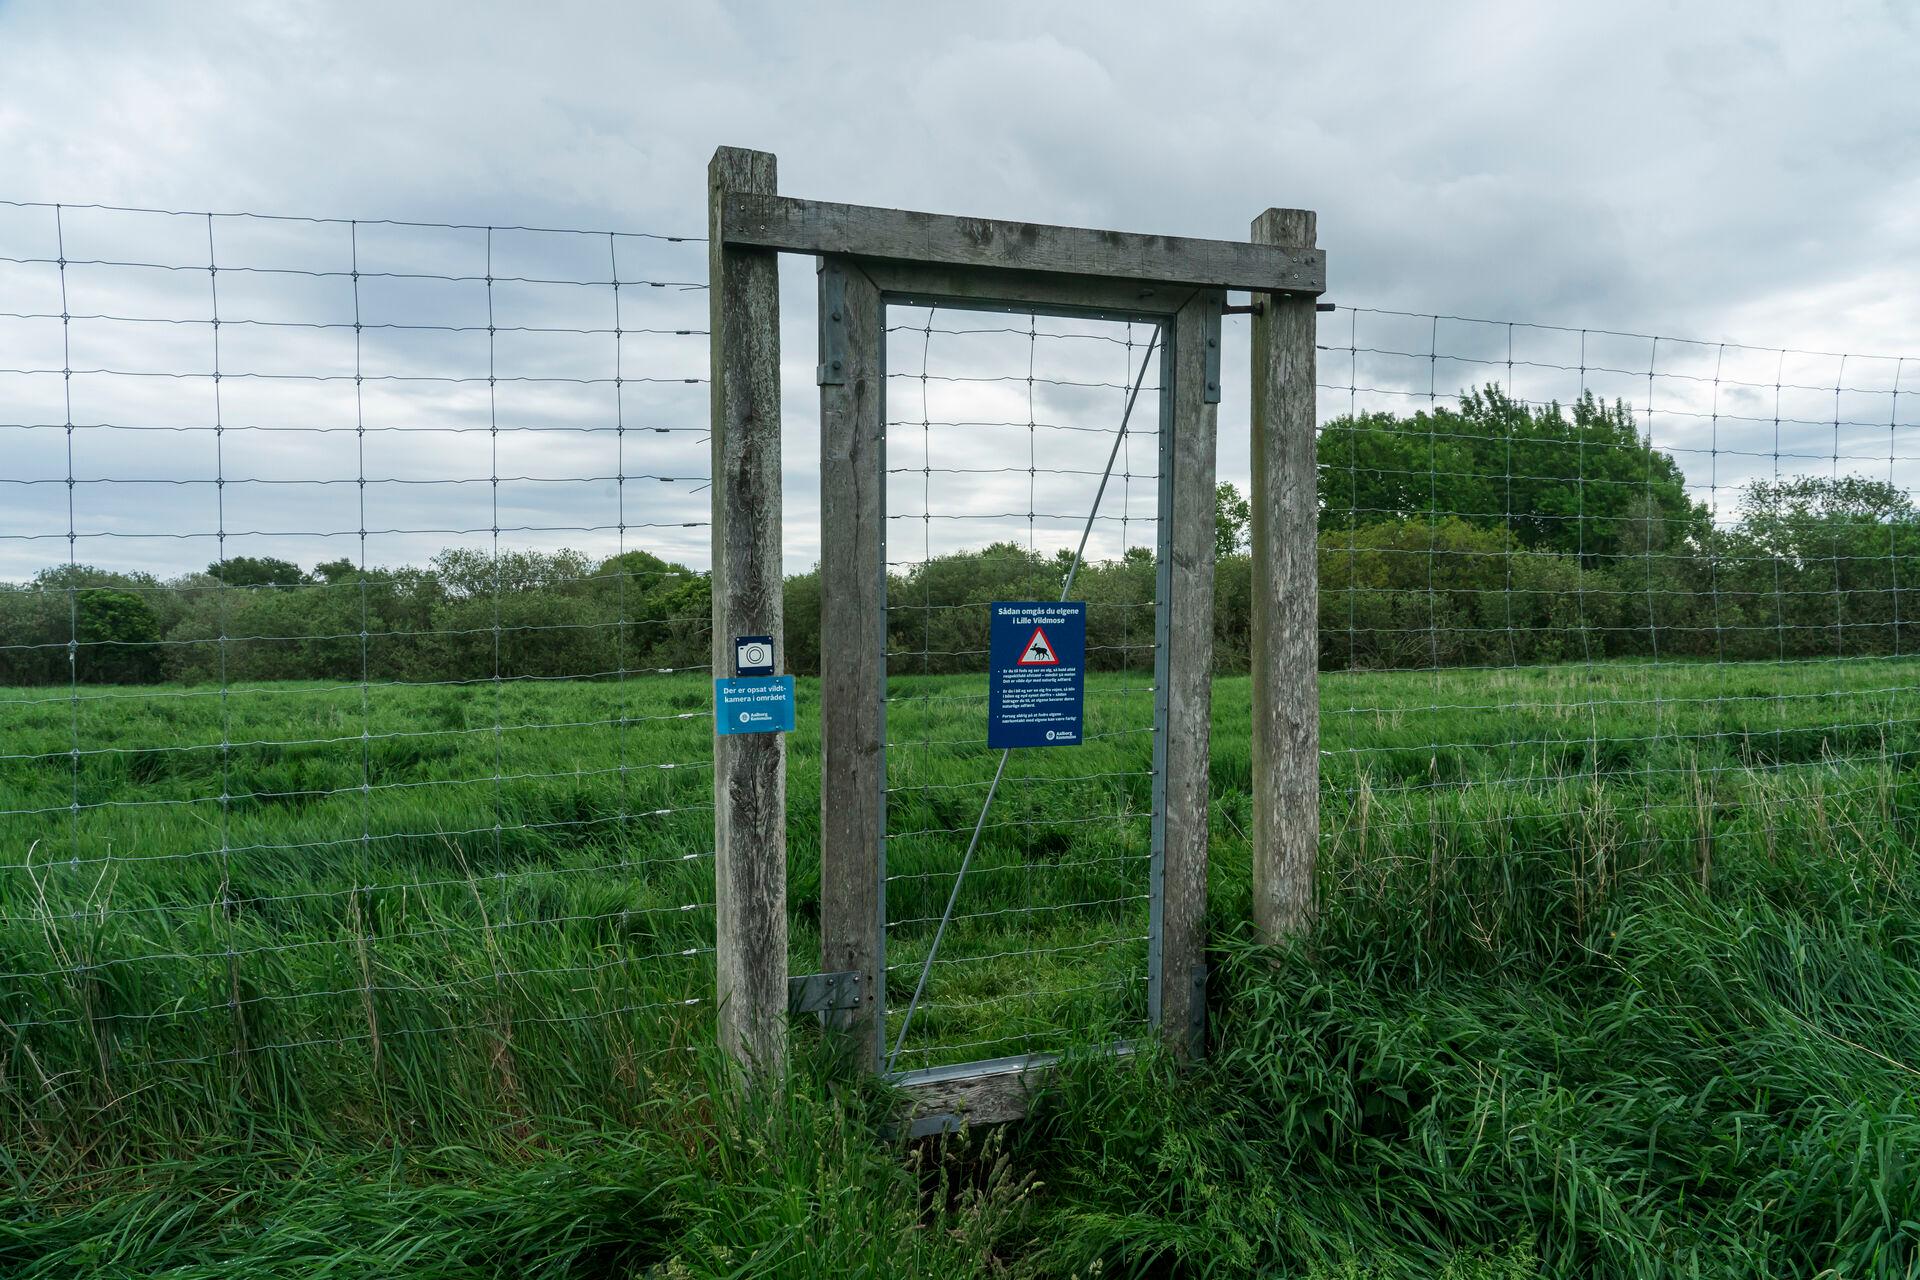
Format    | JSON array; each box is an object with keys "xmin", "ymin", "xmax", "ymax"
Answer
[{"xmin": 3, "ymin": 0, "xmax": 1918, "ymax": 577}]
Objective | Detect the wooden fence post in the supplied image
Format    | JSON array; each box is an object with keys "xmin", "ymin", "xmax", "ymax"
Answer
[
  {"xmin": 817, "ymin": 257, "xmax": 886, "ymax": 1067},
  {"xmin": 1249, "ymin": 209, "xmax": 1320, "ymax": 942},
  {"xmin": 1155, "ymin": 290, "xmax": 1221, "ymax": 1053},
  {"xmin": 708, "ymin": 146, "xmax": 786, "ymax": 1071}
]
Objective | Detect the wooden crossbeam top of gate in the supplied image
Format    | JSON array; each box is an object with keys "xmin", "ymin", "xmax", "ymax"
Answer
[{"xmin": 721, "ymin": 193, "xmax": 1325, "ymax": 296}]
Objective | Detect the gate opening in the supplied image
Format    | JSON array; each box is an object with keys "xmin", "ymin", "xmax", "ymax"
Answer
[
  {"xmin": 705, "ymin": 145, "xmax": 1324, "ymax": 1127},
  {"xmin": 880, "ymin": 306, "xmax": 1166, "ymax": 1075}
]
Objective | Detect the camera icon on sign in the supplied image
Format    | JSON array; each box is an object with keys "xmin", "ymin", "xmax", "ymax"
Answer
[{"xmin": 737, "ymin": 640, "xmax": 770, "ymax": 670}]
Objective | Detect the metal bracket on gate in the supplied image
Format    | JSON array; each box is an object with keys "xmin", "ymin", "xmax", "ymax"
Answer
[
  {"xmin": 1202, "ymin": 294, "xmax": 1223, "ymax": 403},
  {"xmin": 817, "ymin": 258, "xmax": 848, "ymax": 385},
  {"xmin": 788, "ymin": 969, "xmax": 862, "ymax": 1016}
]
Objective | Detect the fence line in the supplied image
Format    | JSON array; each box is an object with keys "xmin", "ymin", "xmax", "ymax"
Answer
[
  {"xmin": 1307, "ymin": 305, "xmax": 1920, "ymax": 940},
  {"xmin": 5, "ymin": 192, "xmax": 1920, "ymax": 1151},
  {"xmin": 0, "ymin": 201, "xmax": 717, "ymax": 1145}
]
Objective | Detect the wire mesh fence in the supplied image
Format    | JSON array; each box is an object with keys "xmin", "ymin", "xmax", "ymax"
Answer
[
  {"xmin": 0, "ymin": 202, "xmax": 716, "ymax": 1132},
  {"xmin": 1308, "ymin": 307, "xmax": 1920, "ymax": 935},
  {"xmin": 878, "ymin": 307, "xmax": 1164, "ymax": 1072},
  {"xmin": 6, "ymin": 189, "xmax": 1919, "ymax": 1136}
]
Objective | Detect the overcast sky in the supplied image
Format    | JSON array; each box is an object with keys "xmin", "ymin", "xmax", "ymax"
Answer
[{"xmin": 4, "ymin": 0, "xmax": 1919, "ymax": 579}]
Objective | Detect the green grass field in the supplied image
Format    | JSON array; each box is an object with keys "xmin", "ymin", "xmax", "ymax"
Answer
[{"xmin": 5, "ymin": 658, "xmax": 1920, "ymax": 1277}]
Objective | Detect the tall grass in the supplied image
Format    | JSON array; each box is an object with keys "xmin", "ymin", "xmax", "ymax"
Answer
[{"xmin": 4, "ymin": 659, "xmax": 1919, "ymax": 1275}]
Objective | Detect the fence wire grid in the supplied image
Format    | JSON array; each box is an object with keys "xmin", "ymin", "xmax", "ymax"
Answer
[
  {"xmin": 878, "ymin": 307, "xmax": 1165, "ymax": 1073},
  {"xmin": 5, "ymin": 192, "xmax": 1920, "ymax": 1139},
  {"xmin": 1306, "ymin": 308, "xmax": 1920, "ymax": 925},
  {"xmin": 0, "ymin": 201, "xmax": 716, "ymax": 1128}
]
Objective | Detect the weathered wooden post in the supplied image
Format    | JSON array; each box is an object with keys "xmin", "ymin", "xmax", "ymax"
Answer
[
  {"xmin": 1154, "ymin": 290, "xmax": 1222, "ymax": 1053},
  {"xmin": 1249, "ymin": 208, "xmax": 1320, "ymax": 942},
  {"xmin": 817, "ymin": 257, "xmax": 886, "ymax": 1067},
  {"xmin": 713, "ymin": 176, "xmax": 1322, "ymax": 1116},
  {"xmin": 707, "ymin": 146, "xmax": 786, "ymax": 1070}
]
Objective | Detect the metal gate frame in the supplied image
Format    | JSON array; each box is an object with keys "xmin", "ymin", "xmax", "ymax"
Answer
[{"xmin": 705, "ymin": 146, "xmax": 1325, "ymax": 1129}]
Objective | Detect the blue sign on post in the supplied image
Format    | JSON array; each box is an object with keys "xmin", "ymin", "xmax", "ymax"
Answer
[
  {"xmin": 715, "ymin": 676, "xmax": 795, "ymax": 735},
  {"xmin": 987, "ymin": 601, "xmax": 1086, "ymax": 748}
]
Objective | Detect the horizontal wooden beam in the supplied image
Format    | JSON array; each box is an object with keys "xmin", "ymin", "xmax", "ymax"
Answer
[
  {"xmin": 860, "ymin": 259, "xmax": 1190, "ymax": 319},
  {"xmin": 723, "ymin": 193, "xmax": 1325, "ymax": 295}
]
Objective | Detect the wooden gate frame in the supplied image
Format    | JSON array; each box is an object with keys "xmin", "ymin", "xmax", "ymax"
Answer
[{"xmin": 706, "ymin": 146, "xmax": 1324, "ymax": 1125}]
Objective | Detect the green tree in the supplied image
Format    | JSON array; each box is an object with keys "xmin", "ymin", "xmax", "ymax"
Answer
[
  {"xmin": 1723, "ymin": 474, "xmax": 1920, "ymax": 656},
  {"xmin": 0, "ymin": 584, "xmax": 66, "ymax": 684},
  {"xmin": 1318, "ymin": 386, "xmax": 1710, "ymax": 566},
  {"xmin": 75, "ymin": 587, "xmax": 163, "ymax": 683},
  {"xmin": 206, "ymin": 556, "xmax": 308, "ymax": 588},
  {"xmin": 1319, "ymin": 518, "xmax": 1597, "ymax": 670},
  {"xmin": 884, "ymin": 543, "xmax": 1060, "ymax": 676},
  {"xmin": 600, "ymin": 550, "xmax": 709, "ymax": 675},
  {"xmin": 312, "ymin": 558, "xmax": 360, "ymax": 583},
  {"xmin": 1215, "ymin": 482, "xmax": 1250, "ymax": 558}
]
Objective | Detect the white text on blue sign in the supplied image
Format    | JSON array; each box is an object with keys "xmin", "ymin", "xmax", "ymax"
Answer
[
  {"xmin": 987, "ymin": 601, "xmax": 1086, "ymax": 749},
  {"xmin": 715, "ymin": 676, "xmax": 795, "ymax": 735}
]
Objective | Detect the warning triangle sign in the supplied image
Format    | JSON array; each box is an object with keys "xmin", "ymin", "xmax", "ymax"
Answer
[{"xmin": 1016, "ymin": 625, "xmax": 1060, "ymax": 666}]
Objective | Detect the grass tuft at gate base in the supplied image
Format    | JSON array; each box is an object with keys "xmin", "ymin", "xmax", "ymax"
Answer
[{"xmin": 6, "ymin": 660, "xmax": 1920, "ymax": 1276}]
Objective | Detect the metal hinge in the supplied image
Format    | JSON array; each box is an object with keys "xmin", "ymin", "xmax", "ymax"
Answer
[
  {"xmin": 817, "ymin": 259, "xmax": 848, "ymax": 385},
  {"xmin": 788, "ymin": 969, "xmax": 861, "ymax": 1015},
  {"xmin": 1203, "ymin": 295, "xmax": 1222, "ymax": 404}
]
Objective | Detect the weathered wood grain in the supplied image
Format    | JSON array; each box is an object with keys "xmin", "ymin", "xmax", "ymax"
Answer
[
  {"xmin": 817, "ymin": 257, "xmax": 886, "ymax": 1067},
  {"xmin": 859, "ymin": 260, "xmax": 1192, "ymax": 318},
  {"xmin": 724, "ymin": 193, "xmax": 1326, "ymax": 294},
  {"xmin": 1154, "ymin": 290, "xmax": 1221, "ymax": 1053},
  {"xmin": 708, "ymin": 146, "xmax": 787, "ymax": 1073},
  {"xmin": 1249, "ymin": 208, "xmax": 1321, "ymax": 943}
]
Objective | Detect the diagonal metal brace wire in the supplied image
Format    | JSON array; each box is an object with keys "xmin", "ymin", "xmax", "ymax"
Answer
[{"xmin": 885, "ymin": 327, "xmax": 1163, "ymax": 1073}]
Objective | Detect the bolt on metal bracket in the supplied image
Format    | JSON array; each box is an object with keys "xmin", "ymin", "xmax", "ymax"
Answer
[
  {"xmin": 817, "ymin": 257, "xmax": 848, "ymax": 385},
  {"xmin": 1203, "ymin": 294, "xmax": 1223, "ymax": 403},
  {"xmin": 788, "ymin": 969, "xmax": 862, "ymax": 1016}
]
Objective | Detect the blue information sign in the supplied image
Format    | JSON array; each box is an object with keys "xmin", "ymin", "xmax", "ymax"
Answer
[
  {"xmin": 987, "ymin": 601, "xmax": 1086, "ymax": 748},
  {"xmin": 715, "ymin": 676, "xmax": 796, "ymax": 735}
]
